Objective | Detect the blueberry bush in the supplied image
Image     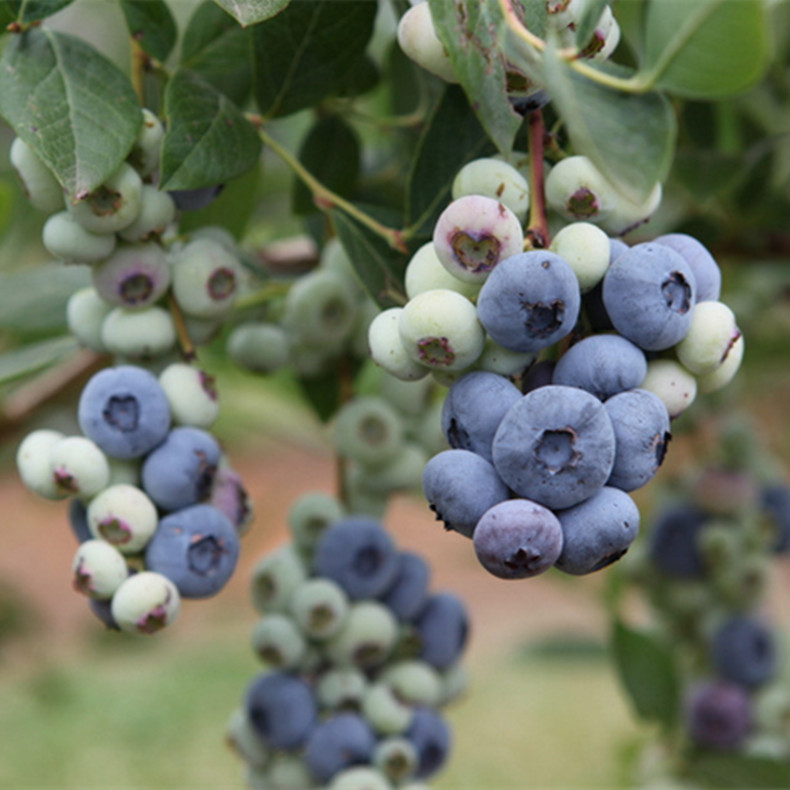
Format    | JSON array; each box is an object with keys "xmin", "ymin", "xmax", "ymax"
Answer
[{"xmin": 1, "ymin": 0, "xmax": 789, "ymax": 786}]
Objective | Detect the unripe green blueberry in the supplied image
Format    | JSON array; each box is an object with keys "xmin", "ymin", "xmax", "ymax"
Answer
[
  {"xmin": 250, "ymin": 545, "xmax": 308, "ymax": 614},
  {"xmin": 48, "ymin": 436, "xmax": 110, "ymax": 499},
  {"xmin": 67, "ymin": 287, "xmax": 113, "ymax": 352},
  {"xmin": 42, "ymin": 211, "xmax": 117, "ymax": 263},
  {"xmin": 587, "ymin": 7, "xmax": 620, "ymax": 61},
  {"xmin": 334, "ymin": 397, "xmax": 405, "ymax": 467},
  {"xmin": 171, "ymin": 238, "xmax": 244, "ymax": 318},
  {"xmin": 600, "ymin": 182, "xmax": 662, "ymax": 236},
  {"xmin": 368, "ymin": 308, "xmax": 430, "ymax": 382},
  {"xmin": 183, "ymin": 315, "xmax": 224, "ymax": 347},
  {"xmin": 433, "ymin": 195, "xmax": 524, "ymax": 284},
  {"xmin": 404, "ymin": 242, "xmax": 480, "ymax": 300},
  {"xmin": 101, "ymin": 305, "xmax": 176, "ymax": 359},
  {"xmin": 549, "ymin": 222, "xmax": 610, "ymax": 292},
  {"xmin": 255, "ymin": 755, "xmax": 316, "ymax": 790},
  {"xmin": 287, "ymin": 491, "xmax": 345, "ymax": 554},
  {"xmin": 72, "ymin": 539, "xmax": 128, "ymax": 599},
  {"xmin": 344, "ymin": 475, "xmax": 390, "ymax": 520},
  {"xmin": 474, "ymin": 336, "xmax": 537, "ymax": 376},
  {"xmin": 452, "ymin": 157, "xmax": 530, "ymax": 223},
  {"xmin": 382, "ymin": 660, "xmax": 442, "ymax": 708},
  {"xmin": 158, "ymin": 363, "xmax": 219, "ymax": 428},
  {"xmin": 640, "ymin": 359, "xmax": 697, "ymax": 418},
  {"xmin": 397, "ymin": 2, "xmax": 459, "ymax": 83},
  {"xmin": 362, "ymin": 683, "xmax": 414, "ymax": 735},
  {"xmin": 380, "ymin": 373, "xmax": 434, "ymax": 417},
  {"xmin": 546, "ymin": 155, "xmax": 619, "ymax": 223},
  {"xmin": 676, "ymin": 302, "xmax": 741, "ymax": 376},
  {"xmin": 188, "ymin": 225, "xmax": 238, "ymax": 255},
  {"xmin": 16, "ymin": 429, "xmax": 67, "ymax": 500},
  {"xmin": 412, "ymin": 398, "xmax": 449, "ymax": 456},
  {"xmin": 227, "ymin": 322, "xmax": 290, "ymax": 374},
  {"xmin": 754, "ymin": 685, "xmax": 790, "ymax": 736},
  {"xmin": 87, "ymin": 483, "xmax": 158, "ymax": 554},
  {"xmin": 325, "ymin": 600, "xmax": 399, "ymax": 669},
  {"xmin": 226, "ymin": 707, "xmax": 270, "ymax": 769},
  {"xmin": 282, "ymin": 269, "xmax": 359, "ymax": 349},
  {"xmin": 289, "ymin": 577, "xmax": 349, "ymax": 640},
  {"xmin": 439, "ymin": 661, "xmax": 470, "ymax": 705},
  {"xmin": 374, "ymin": 737, "xmax": 419, "ymax": 784},
  {"xmin": 316, "ymin": 667, "xmax": 369, "ymax": 711},
  {"xmin": 110, "ymin": 571, "xmax": 180, "ymax": 635},
  {"xmin": 250, "ymin": 613, "xmax": 307, "ymax": 669},
  {"xmin": 350, "ymin": 298, "xmax": 381, "ymax": 360},
  {"xmin": 10, "ymin": 137, "xmax": 64, "ymax": 213},
  {"xmin": 398, "ymin": 289, "xmax": 485, "ymax": 372},
  {"xmin": 697, "ymin": 334, "xmax": 744, "ymax": 394},
  {"xmin": 118, "ymin": 185, "xmax": 176, "ymax": 242},
  {"xmin": 67, "ymin": 162, "xmax": 143, "ymax": 234},
  {"xmin": 127, "ymin": 108, "xmax": 165, "ymax": 177},
  {"xmin": 320, "ymin": 236, "xmax": 364, "ymax": 295},
  {"xmin": 92, "ymin": 242, "xmax": 171, "ymax": 309},
  {"xmin": 351, "ymin": 443, "xmax": 429, "ymax": 495},
  {"xmin": 329, "ymin": 767, "xmax": 392, "ymax": 790}
]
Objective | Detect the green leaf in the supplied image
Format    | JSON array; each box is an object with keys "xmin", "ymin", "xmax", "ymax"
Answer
[
  {"xmin": 212, "ymin": 0, "xmax": 289, "ymax": 27},
  {"xmin": 331, "ymin": 210, "xmax": 409, "ymax": 309},
  {"xmin": 0, "ymin": 336, "xmax": 80, "ymax": 386},
  {"xmin": 643, "ymin": 0, "xmax": 770, "ymax": 98},
  {"xmin": 405, "ymin": 85, "xmax": 493, "ymax": 235},
  {"xmin": 0, "ymin": 264, "xmax": 89, "ymax": 333},
  {"xmin": 428, "ymin": 0, "xmax": 523, "ymax": 153},
  {"xmin": 334, "ymin": 54, "xmax": 379, "ymax": 99},
  {"xmin": 293, "ymin": 115, "xmax": 360, "ymax": 216},
  {"xmin": 119, "ymin": 0, "xmax": 178, "ymax": 62},
  {"xmin": 685, "ymin": 755, "xmax": 790, "ymax": 788},
  {"xmin": 672, "ymin": 149, "xmax": 745, "ymax": 202},
  {"xmin": 611, "ymin": 621, "xmax": 680, "ymax": 730},
  {"xmin": 0, "ymin": 28, "xmax": 141, "ymax": 198},
  {"xmin": 160, "ymin": 68, "xmax": 262, "ymax": 191},
  {"xmin": 181, "ymin": 0, "xmax": 254, "ymax": 107},
  {"xmin": 7, "ymin": 0, "xmax": 74, "ymax": 24},
  {"xmin": 543, "ymin": 49, "xmax": 676, "ymax": 202},
  {"xmin": 251, "ymin": 0, "xmax": 378, "ymax": 118},
  {"xmin": 518, "ymin": 0, "xmax": 547, "ymax": 39}
]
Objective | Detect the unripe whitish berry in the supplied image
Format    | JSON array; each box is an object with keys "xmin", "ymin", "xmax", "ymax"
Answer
[
  {"xmin": 17, "ymin": 429, "xmax": 67, "ymax": 500},
  {"xmin": 159, "ymin": 363, "xmax": 220, "ymax": 429},
  {"xmin": 72, "ymin": 540, "xmax": 128, "ymax": 599},
  {"xmin": 101, "ymin": 305, "xmax": 176, "ymax": 359},
  {"xmin": 87, "ymin": 483, "xmax": 158, "ymax": 554},
  {"xmin": 676, "ymin": 301, "xmax": 741, "ymax": 376},
  {"xmin": 110, "ymin": 571, "xmax": 181, "ymax": 635},
  {"xmin": 117, "ymin": 185, "xmax": 176, "ymax": 242},
  {"xmin": 92, "ymin": 242, "xmax": 171, "ymax": 309},
  {"xmin": 48, "ymin": 436, "xmax": 110, "ymax": 499},
  {"xmin": 549, "ymin": 222, "xmax": 610, "ymax": 292},
  {"xmin": 10, "ymin": 137, "xmax": 64, "ymax": 213},
  {"xmin": 67, "ymin": 288, "xmax": 113, "ymax": 352},
  {"xmin": 546, "ymin": 155, "xmax": 619, "ymax": 223},
  {"xmin": 641, "ymin": 359, "xmax": 698, "ymax": 418},
  {"xmin": 67, "ymin": 162, "xmax": 143, "ymax": 234},
  {"xmin": 368, "ymin": 308, "xmax": 429, "ymax": 381},
  {"xmin": 451, "ymin": 157, "xmax": 530, "ymax": 223},
  {"xmin": 227, "ymin": 322, "xmax": 290, "ymax": 374},
  {"xmin": 42, "ymin": 211, "xmax": 117, "ymax": 263},
  {"xmin": 397, "ymin": 2, "xmax": 458, "ymax": 84},
  {"xmin": 404, "ymin": 242, "xmax": 480, "ymax": 301},
  {"xmin": 127, "ymin": 108, "xmax": 165, "ymax": 178}
]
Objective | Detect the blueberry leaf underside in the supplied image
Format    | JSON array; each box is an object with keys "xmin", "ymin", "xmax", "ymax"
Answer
[
  {"xmin": 0, "ymin": 336, "xmax": 81, "ymax": 387},
  {"xmin": 0, "ymin": 28, "xmax": 141, "ymax": 198},
  {"xmin": 212, "ymin": 0, "xmax": 291, "ymax": 28},
  {"xmin": 160, "ymin": 68, "xmax": 262, "ymax": 191}
]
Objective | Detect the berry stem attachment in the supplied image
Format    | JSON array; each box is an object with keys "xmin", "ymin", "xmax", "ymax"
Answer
[
  {"xmin": 167, "ymin": 293, "xmax": 197, "ymax": 363},
  {"xmin": 525, "ymin": 109, "xmax": 551, "ymax": 250},
  {"xmin": 251, "ymin": 120, "xmax": 409, "ymax": 254}
]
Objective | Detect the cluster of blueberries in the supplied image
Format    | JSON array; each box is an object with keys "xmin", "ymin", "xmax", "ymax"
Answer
[
  {"xmin": 637, "ymin": 469, "xmax": 790, "ymax": 757},
  {"xmin": 10, "ymin": 110, "xmax": 245, "ymax": 362},
  {"xmin": 16, "ymin": 364, "xmax": 251, "ymax": 634},
  {"xmin": 228, "ymin": 496, "xmax": 468, "ymax": 790}
]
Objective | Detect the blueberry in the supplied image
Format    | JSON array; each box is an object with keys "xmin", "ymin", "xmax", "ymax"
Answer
[
  {"xmin": 413, "ymin": 592, "xmax": 468, "ymax": 669},
  {"xmin": 333, "ymin": 397, "xmax": 404, "ymax": 467},
  {"xmin": 545, "ymin": 155, "xmax": 619, "ymax": 223},
  {"xmin": 68, "ymin": 499, "xmax": 92, "ymax": 543},
  {"xmin": 554, "ymin": 486, "xmax": 640, "ymax": 574},
  {"xmin": 316, "ymin": 667, "xmax": 368, "ymax": 712},
  {"xmin": 208, "ymin": 464, "xmax": 253, "ymax": 534},
  {"xmin": 87, "ymin": 483, "xmax": 158, "ymax": 554},
  {"xmin": 72, "ymin": 540, "xmax": 129, "ymax": 599},
  {"xmin": 492, "ymin": 385, "xmax": 615, "ymax": 510},
  {"xmin": 604, "ymin": 389, "xmax": 671, "ymax": 492},
  {"xmin": 289, "ymin": 578, "xmax": 350, "ymax": 640},
  {"xmin": 118, "ymin": 185, "xmax": 176, "ymax": 243},
  {"xmin": 88, "ymin": 597, "xmax": 121, "ymax": 631},
  {"xmin": 43, "ymin": 211, "xmax": 116, "ymax": 263},
  {"xmin": 451, "ymin": 158, "xmax": 530, "ymax": 223},
  {"xmin": 67, "ymin": 287, "xmax": 113, "ymax": 352},
  {"xmin": 553, "ymin": 334, "xmax": 647, "ymax": 401},
  {"xmin": 326, "ymin": 601, "xmax": 399, "ymax": 669},
  {"xmin": 549, "ymin": 222, "xmax": 610, "ymax": 293},
  {"xmin": 48, "ymin": 436, "xmax": 110, "ymax": 499},
  {"xmin": 441, "ymin": 371, "xmax": 523, "ymax": 463},
  {"xmin": 159, "ymin": 363, "xmax": 220, "ymax": 429},
  {"xmin": 100, "ymin": 305, "xmax": 177, "ymax": 359},
  {"xmin": 10, "ymin": 136, "xmax": 64, "ymax": 213},
  {"xmin": 396, "ymin": 2, "xmax": 459, "ymax": 84},
  {"xmin": 226, "ymin": 707, "xmax": 270, "ymax": 769},
  {"xmin": 711, "ymin": 616, "xmax": 777, "ymax": 689},
  {"xmin": 67, "ymin": 162, "xmax": 143, "ymax": 234},
  {"xmin": 473, "ymin": 498, "xmax": 564, "ymax": 579},
  {"xmin": 374, "ymin": 737, "xmax": 419, "ymax": 784},
  {"xmin": 648, "ymin": 504, "xmax": 709, "ymax": 578},
  {"xmin": 141, "ymin": 427, "xmax": 221, "ymax": 511},
  {"xmin": 653, "ymin": 233, "xmax": 721, "ymax": 302},
  {"xmin": 602, "ymin": 242, "xmax": 697, "ymax": 351},
  {"xmin": 287, "ymin": 491, "xmax": 345, "ymax": 555},
  {"xmin": 169, "ymin": 184, "xmax": 225, "ymax": 211},
  {"xmin": 127, "ymin": 108, "xmax": 164, "ymax": 178},
  {"xmin": 250, "ymin": 546, "xmax": 308, "ymax": 614},
  {"xmin": 476, "ymin": 251, "xmax": 581, "ymax": 353},
  {"xmin": 361, "ymin": 682, "xmax": 414, "ymax": 735},
  {"xmin": 145, "ymin": 504, "xmax": 240, "ymax": 598},
  {"xmin": 110, "ymin": 571, "xmax": 181, "ymax": 635},
  {"xmin": 521, "ymin": 359, "xmax": 556, "ymax": 394},
  {"xmin": 91, "ymin": 242, "xmax": 171, "ymax": 309},
  {"xmin": 421, "ymin": 449, "xmax": 510, "ymax": 538},
  {"xmin": 675, "ymin": 301, "xmax": 741, "ymax": 376},
  {"xmin": 685, "ymin": 681, "xmax": 751, "ymax": 751},
  {"xmin": 379, "ymin": 551, "xmax": 430, "ymax": 621},
  {"xmin": 78, "ymin": 366, "xmax": 171, "ymax": 459},
  {"xmin": 304, "ymin": 713, "xmax": 376, "ymax": 784},
  {"xmin": 381, "ymin": 660, "xmax": 442, "ymax": 708},
  {"xmin": 245, "ymin": 670, "xmax": 317, "ymax": 750},
  {"xmin": 761, "ymin": 484, "xmax": 790, "ymax": 553},
  {"xmin": 250, "ymin": 613, "xmax": 307, "ymax": 669},
  {"xmin": 641, "ymin": 359, "xmax": 698, "ymax": 418},
  {"xmin": 313, "ymin": 517, "xmax": 399, "ymax": 600},
  {"xmin": 405, "ymin": 708, "xmax": 451, "ymax": 779},
  {"xmin": 328, "ymin": 767, "xmax": 393, "ymax": 790}
]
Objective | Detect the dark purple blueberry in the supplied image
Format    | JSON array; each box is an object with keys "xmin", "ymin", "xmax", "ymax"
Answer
[
  {"xmin": 473, "ymin": 498, "xmax": 564, "ymax": 579},
  {"xmin": 761, "ymin": 484, "xmax": 790, "ymax": 553},
  {"xmin": 169, "ymin": 184, "xmax": 225, "ymax": 211},
  {"xmin": 245, "ymin": 671, "xmax": 317, "ymax": 749},
  {"xmin": 554, "ymin": 487, "xmax": 640, "ymax": 574},
  {"xmin": 209, "ymin": 465, "xmax": 253, "ymax": 533},
  {"xmin": 141, "ymin": 427, "xmax": 221, "ymax": 512},
  {"xmin": 521, "ymin": 359, "xmax": 556, "ymax": 394},
  {"xmin": 508, "ymin": 88, "xmax": 550, "ymax": 116},
  {"xmin": 711, "ymin": 616, "xmax": 777, "ymax": 689},
  {"xmin": 88, "ymin": 597, "xmax": 121, "ymax": 630},
  {"xmin": 78, "ymin": 366, "xmax": 171, "ymax": 459},
  {"xmin": 648, "ymin": 504, "xmax": 709, "ymax": 578},
  {"xmin": 406, "ymin": 708, "xmax": 452, "ymax": 779},
  {"xmin": 421, "ymin": 449, "xmax": 510, "ymax": 538},
  {"xmin": 685, "ymin": 681, "xmax": 751, "ymax": 751},
  {"xmin": 304, "ymin": 713, "xmax": 376, "ymax": 783},
  {"xmin": 144, "ymin": 504, "xmax": 240, "ymax": 599},
  {"xmin": 313, "ymin": 517, "xmax": 399, "ymax": 600},
  {"xmin": 69, "ymin": 499, "xmax": 92, "ymax": 543},
  {"xmin": 413, "ymin": 592, "xmax": 468, "ymax": 669},
  {"xmin": 492, "ymin": 385, "xmax": 615, "ymax": 510},
  {"xmin": 379, "ymin": 551, "xmax": 431, "ymax": 621}
]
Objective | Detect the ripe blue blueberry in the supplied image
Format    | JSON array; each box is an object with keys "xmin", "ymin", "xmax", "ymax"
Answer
[
  {"xmin": 78, "ymin": 366, "xmax": 171, "ymax": 459},
  {"xmin": 405, "ymin": 708, "xmax": 451, "ymax": 779},
  {"xmin": 648, "ymin": 504, "xmax": 709, "ymax": 578},
  {"xmin": 169, "ymin": 184, "xmax": 225, "ymax": 211},
  {"xmin": 653, "ymin": 233, "xmax": 721, "ymax": 302},
  {"xmin": 379, "ymin": 551, "xmax": 431, "ymax": 621},
  {"xmin": 492, "ymin": 385, "xmax": 615, "ymax": 510},
  {"xmin": 554, "ymin": 487, "xmax": 640, "ymax": 574},
  {"xmin": 68, "ymin": 499, "xmax": 92, "ymax": 543},
  {"xmin": 304, "ymin": 713, "xmax": 376, "ymax": 784},
  {"xmin": 761, "ymin": 484, "xmax": 790, "ymax": 553},
  {"xmin": 413, "ymin": 592, "xmax": 468, "ymax": 669},
  {"xmin": 141, "ymin": 426, "xmax": 221, "ymax": 511},
  {"xmin": 145, "ymin": 504, "xmax": 240, "ymax": 598},
  {"xmin": 711, "ymin": 616, "xmax": 777, "ymax": 689},
  {"xmin": 477, "ymin": 251, "xmax": 581, "ymax": 353}
]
